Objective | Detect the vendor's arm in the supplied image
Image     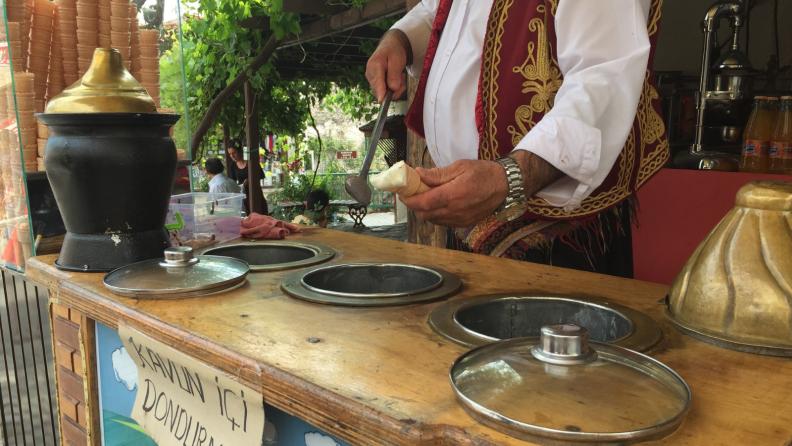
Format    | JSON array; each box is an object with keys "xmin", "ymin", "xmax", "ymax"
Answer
[
  {"xmin": 403, "ymin": 0, "xmax": 652, "ymax": 226},
  {"xmin": 514, "ymin": 0, "xmax": 652, "ymax": 211},
  {"xmin": 365, "ymin": 0, "xmax": 438, "ymax": 102}
]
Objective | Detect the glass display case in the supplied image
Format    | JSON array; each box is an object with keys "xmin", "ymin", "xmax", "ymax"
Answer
[{"xmin": 0, "ymin": 0, "xmax": 191, "ymax": 272}]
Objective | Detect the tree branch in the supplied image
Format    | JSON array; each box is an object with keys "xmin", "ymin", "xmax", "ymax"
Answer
[
  {"xmin": 305, "ymin": 106, "xmax": 323, "ymax": 203},
  {"xmin": 190, "ymin": 33, "xmax": 279, "ymax": 159}
]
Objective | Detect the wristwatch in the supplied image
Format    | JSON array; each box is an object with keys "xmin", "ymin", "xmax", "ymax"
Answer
[{"xmin": 493, "ymin": 155, "xmax": 528, "ymax": 222}]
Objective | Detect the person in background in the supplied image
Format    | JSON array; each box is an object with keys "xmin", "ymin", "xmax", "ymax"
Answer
[
  {"xmin": 227, "ymin": 138, "xmax": 269, "ymax": 215},
  {"xmin": 205, "ymin": 158, "xmax": 241, "ymax": 194},
  {"xmin": 292, "ymin": 190, "xmax": 330, "ymax": 228},
  {"xmin": 306, "ymin": 190, "xmax": 330, "ymax": 228}
]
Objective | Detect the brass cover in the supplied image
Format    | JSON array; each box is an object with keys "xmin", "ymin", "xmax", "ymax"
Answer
[
  {"xmin": 45, "ymin": 48, "xmax": 156, "ymax": 113},
  {"xmin": 665, "ymin": 180, "xmax": 792, "ymax": 356}
]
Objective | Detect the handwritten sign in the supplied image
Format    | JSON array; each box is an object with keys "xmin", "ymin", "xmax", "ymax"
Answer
[
  {"xmin": 336, "ymin": 150, "xmax": 357, "ymax": 159},
  {"xmin": 119, "ymin": 324, "xmax": 265, "ymax": 446}
]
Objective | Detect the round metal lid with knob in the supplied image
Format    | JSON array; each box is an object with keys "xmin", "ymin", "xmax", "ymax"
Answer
[
  {"xmin": 103, "ymin": 247, "xmax": 249, "ymax": 298},
  {"xmin": 450, "ymin": 323, "xmax": 691, "ymax": 445},
  {"xmin": 531, "ymin": 324, "xmax": 598, "ymax": 365}
]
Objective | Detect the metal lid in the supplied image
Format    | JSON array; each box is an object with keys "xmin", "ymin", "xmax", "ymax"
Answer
[
  {"xmin": 46, "ymin": 48, "xmax": 157, "ymax": 113},
  {"xmin": 450, "ymin": 324, "xmax": 691, "ymax": 445},
  {"xmin": 103, "ymin": 247, "xmax": 249, "ymax": 298}
]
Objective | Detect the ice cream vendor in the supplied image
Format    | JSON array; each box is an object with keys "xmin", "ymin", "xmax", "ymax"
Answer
[{"xmin": 366, "ymin": 0, "xmax": 669, "ymax": 276}]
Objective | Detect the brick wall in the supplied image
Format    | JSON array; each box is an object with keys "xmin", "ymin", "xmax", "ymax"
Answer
[{"xmin": 51, "ymin": 303, "xmax": 88, "ymax": 446}]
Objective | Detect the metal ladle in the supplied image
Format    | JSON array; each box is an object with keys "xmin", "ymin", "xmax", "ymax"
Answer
[{"xmin": 344, "ymin": 89, "xmax": 393, "ymax": 206}]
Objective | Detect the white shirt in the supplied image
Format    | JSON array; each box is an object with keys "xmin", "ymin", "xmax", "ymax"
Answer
[
  {"xmin": 393, "ymin": 0, "xmax": 651, "ymax": 211},
  {"xmin": 208, "ymin": 173, "xmax": 242, "ymax": 194}
]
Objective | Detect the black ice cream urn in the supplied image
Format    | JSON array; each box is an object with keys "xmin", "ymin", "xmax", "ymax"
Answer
[{"xmin": 36, "ymin": 48, "xmax": 181, "ymax": 271}]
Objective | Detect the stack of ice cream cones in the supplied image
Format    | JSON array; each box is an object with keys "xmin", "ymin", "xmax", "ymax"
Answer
[
  {"xmin": 23, "ymin": 0, "xmax": 34, "ymax": 69},
  {"xmin": 29, "ymin": 0, "xmax": 55, "ymax": 112},
  {"xmin": 97, "ymin": 0, "xmax": 110, "ymax": 47},
  {"xmin": 128, "ymin": 2, "xmax": 140, "ymax": 80},
  {"xmin": 75, "ymin": 0, "xmax": 97, "ymax": 76},
  {"xmin": 138, "ymin": 29, "xmax": 159, "ymax": 106},
  {"xmin": 7, "ymin": 72, "xmax": 38, "ymax": 172},
  {"xmin": 5, "ymin": 0, "xmax": 26, "ymax": 72},
  {"xmin": 59, "ymin": 0, "xmax": 80, "ymax": 84},
  {"xmin": 5, "ymin": 21, "xmax": 25, "ymax": 73},
  {"xmin": 47, "ymin": 3, "xmax": 65, "ymax": 100},
  {"xmin": 109, "ymin": 0, "xmax": 130, "ymax": 69},
  {"xmin": 36, "ymin": 119, "xmax": 48, "ymax": 171}
]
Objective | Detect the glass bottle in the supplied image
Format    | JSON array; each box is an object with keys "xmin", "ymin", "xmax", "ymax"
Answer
[
  {"xmin": 768, "ymin": 96, "xmax": 792, "ymax": 175},
  {"xmin": 739, "ymin": 96, "xmax": 773, "ymax": 174},
  {"xmin": 767, "ymin": 97, "xmax": 781, "ymax": 132}
]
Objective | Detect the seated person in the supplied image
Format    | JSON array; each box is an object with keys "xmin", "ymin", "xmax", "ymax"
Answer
[
  {"xmin": 292, "ymin": 190, "xmax": 330, "ymax": 228},
  {"xmin": 205, "ymin": 158, "xmax": 241, "ymax": 194}
]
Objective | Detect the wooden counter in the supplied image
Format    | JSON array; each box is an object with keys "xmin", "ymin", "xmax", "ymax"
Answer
[{"xmin": 27, "ymin": 228, "xmax": 792, "ymax": 446}]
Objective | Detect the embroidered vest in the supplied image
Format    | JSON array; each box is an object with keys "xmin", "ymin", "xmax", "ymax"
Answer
[{"xmin": 405, "ymin": 0, "xmax": 669, "ymax": 221}]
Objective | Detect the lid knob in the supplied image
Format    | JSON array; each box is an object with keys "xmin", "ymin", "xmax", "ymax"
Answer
[
  {"xmin": 531, "ymin": 323, "xmax": 598, "ymax": 365},
  {"xmin": 160, "ymin": 246, "xmax": 199, "ymax": 267}
]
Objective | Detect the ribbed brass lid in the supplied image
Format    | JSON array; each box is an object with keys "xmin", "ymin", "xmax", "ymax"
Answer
[{"xmin": 45, "ymin": 48, "xmax": 156, "ymax": 113}]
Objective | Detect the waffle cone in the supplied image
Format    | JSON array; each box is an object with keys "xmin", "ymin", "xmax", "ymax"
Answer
[
  {"xmin": 391, "ymin": 167, "xmax": 430, "ymax": 197},
  {"xmin": 370, "ymin": 161, "xmax": 431, "ymax": 198}
]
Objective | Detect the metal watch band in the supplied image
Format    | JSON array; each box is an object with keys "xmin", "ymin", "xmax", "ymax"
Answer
[{"xmin": 495, "ymin": 156, "xmax": 525, "ymax": 206}]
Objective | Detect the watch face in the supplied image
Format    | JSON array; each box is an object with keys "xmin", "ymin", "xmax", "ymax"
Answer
[{"xmin": 496, "ymin": 204, "xmax": 528, "ymax": 222}]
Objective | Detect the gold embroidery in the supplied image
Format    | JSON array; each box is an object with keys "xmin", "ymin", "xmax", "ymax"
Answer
[
  {"xmin": 548, "ymin": 0, "xmax": 557, "ymax": 16},
  {"xmin": 507, "ymin": 4, "xmax": 563, "ymax": 148},
  {"xmin": 637, "ymin": 139, "xmax": 670, "ymax": 189},
  {"xmin": 478, "ymin": 0, "xmax": 668, "ymax": 218},
  {"xmin": 525, "ymin": 130, "xmax": 635, "ymax": 218},
  {"xmin": 478, "ymin": 0, "xmax": 514, "ymax": 161},
  {"xmin": 647, "ymin": 0, "xmax": 663, "ymax": 37},
  {"xmin": 636, "ymin": 69, "xmax": 669, "ymax": 187}
]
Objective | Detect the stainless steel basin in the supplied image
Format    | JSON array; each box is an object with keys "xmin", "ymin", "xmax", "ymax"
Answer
[
  {"xmin": 281, "ymin": 262, "xmax": 463, "ymax": 306},
  {"xmin": 429, "ymin": 294, "xmax": 662, "ymax": 352},
  {"xmin": 201, "ymin": 241, "xmax": 335, "ymax": 271}
]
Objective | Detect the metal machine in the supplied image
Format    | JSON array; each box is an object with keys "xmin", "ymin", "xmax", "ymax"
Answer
[{"xmin": 675, "ymin": 0, "xmax": 754, "ymax": 171}]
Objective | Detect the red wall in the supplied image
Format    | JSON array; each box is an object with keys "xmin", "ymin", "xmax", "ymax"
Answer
[{"xmin": 632, "ymin": 169, "xmax": 792, "ymax": 285}]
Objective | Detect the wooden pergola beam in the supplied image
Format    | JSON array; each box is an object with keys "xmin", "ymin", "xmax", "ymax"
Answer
[
  {"xmin": 239, "ymin": 16, "xmax": 270, "ymax": 29},
  {"xmin": 282, "ymin": 0, "xmax": 348, "ymax": 15},
  {"xmin": 280, "ymin": 0, "xmax": 406, "ymax": 48}
]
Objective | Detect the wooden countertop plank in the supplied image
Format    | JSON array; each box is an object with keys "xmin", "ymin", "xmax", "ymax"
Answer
[{"xmin": 27, "ymin": 228, "xmax": 792, "ymax": 446}]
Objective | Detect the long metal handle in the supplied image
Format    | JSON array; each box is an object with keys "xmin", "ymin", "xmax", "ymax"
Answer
[{"xmin": 359, "ymin": 89, "xmax": 393, "ymax": 178}]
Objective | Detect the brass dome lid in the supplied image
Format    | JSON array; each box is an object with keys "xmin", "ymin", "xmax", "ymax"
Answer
[
  {"xmin": 45, "ymin": 48, "xmax": 156, "ymax": 113},
  {"xmin": 665, "ymin": 180, "xmax": 792, "ymax": 356}
]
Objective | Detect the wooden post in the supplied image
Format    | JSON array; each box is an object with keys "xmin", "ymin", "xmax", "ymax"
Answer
[
  {"xmin": 222, "ymin": 124, "xmax": 231, "ymax": 177},
  {"xmin": 405, "ymin": 0, "xmax": 446, "ymax": 248},
  {"xmin": 244, "ymin": 82, "xmax": 264, "ymax": 214}
]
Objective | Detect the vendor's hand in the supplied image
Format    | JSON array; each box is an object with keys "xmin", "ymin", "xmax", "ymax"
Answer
[
  {"xmin": 366, "ymin": 30, "xmax": 412, "ymax": 103},
  {"xmin": 243, "ymin": 179, "xmax": 249, "ymax": 187},
  {"xmin": 400, "ymin": 160, "xmax": 509, "ymax": 228}
]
